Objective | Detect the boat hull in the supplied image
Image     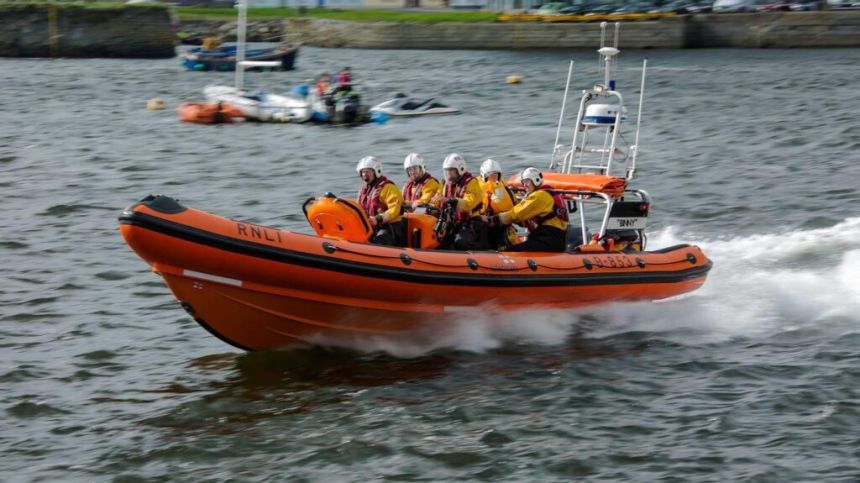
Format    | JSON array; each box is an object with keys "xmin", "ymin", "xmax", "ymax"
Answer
[
  {"xmin": 203, "ymin": 85, "xmax": 313, "ymax": 123},
  {"xmin": 181, "ymin": 45, "xmax": 298, "ymax": 72},
  {"xmin": 119, "ymin": 196, "xmax": 712, "ymax": 351}
]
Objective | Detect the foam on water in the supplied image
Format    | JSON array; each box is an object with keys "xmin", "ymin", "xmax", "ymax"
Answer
[{"xmin": 317, "ymin": 217, "xmax": 860, "ymax": 357}]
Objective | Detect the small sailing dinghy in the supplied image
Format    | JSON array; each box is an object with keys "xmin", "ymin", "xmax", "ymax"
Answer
[{"xmin": 201, "ymin": 0, "xmax": 312, "ymax": 123}]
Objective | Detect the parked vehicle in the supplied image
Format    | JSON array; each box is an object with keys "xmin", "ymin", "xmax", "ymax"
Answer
[
  {"xmin": 756, "ymin": 0, "xmax": 792, "ymax": 10},
  {"xmin": 827, "ymin": 0, "xmax": 860, "ymax": 8},
  {"xmin": 535, "ymin": 2, "xmax": 569, "ymax": 14},
  {"xmin": 611, "ymin": 0, "xmax": 655, "ymax": 13},
  {"xmin": 712, "ymin": 0, "xmax": 767, "ymax": 12},
  {"xmin": 652, "ymin": 0, "xmax": 713, "ymax": 13},
  {"xmin": 788, "ymin": 0, "xmax": 821, "ymax": 9},
  {"xmin": 585, "ymin": 1, "xmax": 619, "ymax": 14}
]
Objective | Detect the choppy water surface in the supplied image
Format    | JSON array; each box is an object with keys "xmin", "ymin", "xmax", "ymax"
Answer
[{"xmin": 2, "ymin": 47, "xmax": 860, "ymax": 481}]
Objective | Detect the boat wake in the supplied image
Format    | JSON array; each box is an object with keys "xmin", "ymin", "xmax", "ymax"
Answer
[{"xmin": 311, "ymin": 217, "xmax": 860, "ymax": 357}]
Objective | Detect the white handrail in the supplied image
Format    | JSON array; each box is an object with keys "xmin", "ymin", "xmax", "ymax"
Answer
[
  {"xmin": 565, "ymin": 93, "xmax": 589, "ymax": 174},
  {"xmin": 604, "ymin": 90, "xmax": 624, "ymax": 175}
]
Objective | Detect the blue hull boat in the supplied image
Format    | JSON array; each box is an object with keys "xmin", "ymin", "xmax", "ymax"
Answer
[{"xmin": 181, "ymin": 44, "xmax": 298, "ymax": 72}]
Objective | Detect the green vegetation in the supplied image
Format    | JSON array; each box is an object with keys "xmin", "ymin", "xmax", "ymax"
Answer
[{"xmin": 174, "ymin": 7, "xmax": 500, "ymax": 23}]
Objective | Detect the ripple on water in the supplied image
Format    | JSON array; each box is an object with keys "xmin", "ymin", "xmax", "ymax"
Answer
[
  {"xmin": 37, "ymin": 204, "xmax": 112, "ymax": 217},
  {"xmin": 6, "ymin": 401, "xmax": 71, "ymax": 419},
  {"xmin": 0, "ymin": 240, "xmax": 29, "ymax": 249},
  {"xmin": 94, "ymin": 271, "xmax": 131, "ymax": 281}
]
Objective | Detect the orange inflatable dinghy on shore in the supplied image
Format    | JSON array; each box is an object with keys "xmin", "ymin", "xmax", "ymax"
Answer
[
  {"xmin": 119, "ymin": 194, "xmax": 712, "ymax": 351},
  {"xmin": 177, "ymin": 102, "xmax": 244, "ymax": 124}
]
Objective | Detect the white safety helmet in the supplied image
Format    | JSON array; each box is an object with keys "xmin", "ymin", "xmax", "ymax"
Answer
[
  {"xmin": 356, "ymin": 156, "xmax": 382, "ymax": 177},
  {"xmin": 480, "ymin": 159, "xmax": 502, "ymax": 180},
  {"xmin": 442, "ymin": 153, "xmax": 467, "ymax": 176},
  {"xmin": 403, "ymin": 153, "xmax": 425, "ymax": 173},
  {"xmin": 520, "ymin": 167, "xmax": 543, "ymax": 187}
]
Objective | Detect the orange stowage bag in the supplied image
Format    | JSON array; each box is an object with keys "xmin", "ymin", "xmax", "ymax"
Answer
[{"xmin": 507, "ymin": 172, "xmax": 627, "ymax": 199}]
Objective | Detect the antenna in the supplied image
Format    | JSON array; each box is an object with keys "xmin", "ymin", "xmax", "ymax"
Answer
[
  {"xmin": 613, "ymin": 22, "xmax": 620, "ymax": 49},
  {"xmin": 599, "ymin": 21, "xmax": 607, "ymax": 70},
  {"xmin": 551, "ymin": 60, "xmax": 575, "ymax": 170},
  {"xmin": 630, "ymin": 58, "xmax": 648, "ymax": 179}
]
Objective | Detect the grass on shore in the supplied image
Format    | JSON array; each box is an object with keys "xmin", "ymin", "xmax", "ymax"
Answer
[
  {"xmin": 0, "ymin": 1, "xmax": 171, "ymax": 9},
  {"xmin": 174, "ymin": 7, "xmax": 500, "ymax": 23}
]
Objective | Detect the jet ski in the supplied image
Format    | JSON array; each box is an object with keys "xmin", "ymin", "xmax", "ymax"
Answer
[{"xmin": 370, "ymin": 94, "xmax": 460, "ymax": 117}]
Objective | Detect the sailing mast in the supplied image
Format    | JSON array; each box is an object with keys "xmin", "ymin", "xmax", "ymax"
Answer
[{"xmin": 234, "ymin": 0, "xmax": 247, "ymax": 90}]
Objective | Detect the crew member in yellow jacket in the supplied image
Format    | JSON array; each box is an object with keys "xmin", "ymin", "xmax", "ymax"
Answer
[
  {"xmin": 431, "ymin": 153, "xmax": 488, "ymax": 251},
  {"xmin": 356, "ymin": 156, "xmax": 404, "ymax": 246},
  {"xmin": 402, "ymin": 153, "xmax": 442, "ymax": 210},
  {"xmin": 483, "ymin": 167, "xmax": 569, "ymax": 252},
  {"xmin": 479, "ymin": 158, "xmax": 517, "ymax": 249}
]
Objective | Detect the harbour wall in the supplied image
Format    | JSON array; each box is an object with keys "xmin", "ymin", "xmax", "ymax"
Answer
[
  {"xmin": 2, "ymin": 6, "xmax": 858, "ymax": 58},
  {"xmin": 181, "ymin": 12, "xmax": 860, "ymax": 49},
  {"xmin": 0, "ymin": 4, "xmax": 176, "ymax": 58}
]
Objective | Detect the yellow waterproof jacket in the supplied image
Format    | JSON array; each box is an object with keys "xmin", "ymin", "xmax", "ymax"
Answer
[
  {"xmin": 376, "ymin": 183, "xmax": 403, "ymax": 224},
  {"xmin": 480, "ymin": 179, "xmax": 516, "ymax": 216},
  {"xmin": 358, "ymin": 177, "xmax": 403, "ymax": 225},
  {"xmin": 403, "ymin": 176, "xmax": 442, "ymax": 205},
  {"xmin": 438, "ymin": 174, "xmax": 484, "ymax": 219},
  {"xmin": 498, "ymin": 189, "xmax": 567, "ymax": 231},
  {"xmin": 455, "ymin": 177, "xmax": 484, "ymax": 218}
]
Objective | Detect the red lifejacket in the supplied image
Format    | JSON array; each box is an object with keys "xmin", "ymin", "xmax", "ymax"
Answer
[
  {"xmin": 524, "ymin": 185, "xmax": 569, "ymax": 233},
  {"xmin": 358, "ymin": 176, "xmax": 393, "ymax": 218},
  {"xmin": 403, "ymin": 172, "xmax": 436, "ymax": 203},
  {"xmin": 443, "ymin": 172, "xmax": 481, "ymax": 224},
  {"xmin": 443, "ymin": 172, "xmax": 474, "ymax": 198}
]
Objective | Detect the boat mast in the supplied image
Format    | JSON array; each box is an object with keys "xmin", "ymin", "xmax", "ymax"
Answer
[{"xmin": 234, "ymin": 0, "xmax": 247, "ymax": 91}]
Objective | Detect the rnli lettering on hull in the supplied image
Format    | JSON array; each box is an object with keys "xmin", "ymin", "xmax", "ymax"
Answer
[{"xmin": 236, "ymin": 222, "xmax": 283, "ymax": 243}]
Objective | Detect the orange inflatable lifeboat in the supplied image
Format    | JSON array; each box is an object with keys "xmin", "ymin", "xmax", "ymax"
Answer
[
  {"xmin": 119, "ymin": 194, "xmax": 712, "ymax": 351},
  {"xmin": 177, "ymin": 102, "xmax": 244, "ymax": 124}
]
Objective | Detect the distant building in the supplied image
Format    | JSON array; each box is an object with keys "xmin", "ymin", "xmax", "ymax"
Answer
[
  {"xmin": 450, "ymin": 0, "xmax": 541, "ymax": 8},
  {"xmin": 245, "ymin": 0, "xmax": 448, "ymax": 7}
]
